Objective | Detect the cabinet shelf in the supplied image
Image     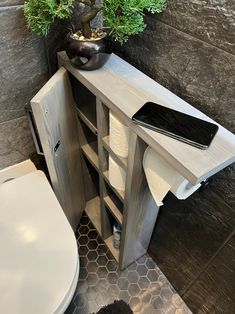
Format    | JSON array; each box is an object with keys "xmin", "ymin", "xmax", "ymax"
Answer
[
  {"xmin": 104, "ymin": 235, "xmax": 119, "ymax": 262},
  {"xmin": 76, "ymin": 105, "xmax": 97, "ymax": 135},
  {"xmin": 85, "ymin": 196, "xmax": 101, "ymax": 235},
  {"xmin": 81, "ymin": 141, "xmax": 99, "ymax": 171},
  {"xmin": 102, "ymin": 136, "xmax": 127, "ymax": 170},
  {"xmin": 103, "ymin": 170, "xmax": 125, "ymax": 202},
  {"xmin": 104, "ymin": 194, "xmax": 123, "ymax": 225}
]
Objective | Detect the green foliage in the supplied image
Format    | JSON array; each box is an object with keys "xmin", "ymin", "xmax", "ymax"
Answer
[
  {"xmin": 104, "ymin": 0, "xmax": 166, "ymax": 44},
  {"xmin": 24, "ymin": 0, "xmax": 74, "ymax": 36},
  {"xmin": 24, "ymin": 0, "xmax": 167, "ymax": 43}
]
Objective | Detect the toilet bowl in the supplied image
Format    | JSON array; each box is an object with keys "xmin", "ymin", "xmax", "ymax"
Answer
[{"xmin": 0, "ymin": 169, "xmax": 79, "ymax": 313}]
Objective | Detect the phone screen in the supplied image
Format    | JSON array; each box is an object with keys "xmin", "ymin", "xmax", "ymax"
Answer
[{"xmin": 132, "ymin": 102, "xmax": 218, "ymax": 149}]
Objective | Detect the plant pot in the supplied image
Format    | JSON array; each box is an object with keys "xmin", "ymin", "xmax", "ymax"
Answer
[{"xmin": 65, "ymin": 31, "xmax": 110, "ymax": 71}]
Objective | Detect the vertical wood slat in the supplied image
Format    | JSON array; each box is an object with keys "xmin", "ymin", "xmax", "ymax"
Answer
[
  {"xmin": 77, "ymin": 115, "xmax": 98, "ymax": 201},
  {"xmin": 120, "ymin": 131, "xmax": 160, "ymax": 269},
  {"xmin": 31, "ymin": 67, "xmax": 85, "ymax": 230},
  {"xmin": 96, "ymin": 98, "xmax": 112, "ymax": 239}
]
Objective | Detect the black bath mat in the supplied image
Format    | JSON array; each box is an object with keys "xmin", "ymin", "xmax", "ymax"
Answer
[{"xmin": 96, "ymin": 300, "xmax": 133, "ymax": 314}]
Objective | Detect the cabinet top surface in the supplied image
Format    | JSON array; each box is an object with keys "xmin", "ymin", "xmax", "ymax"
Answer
[{"xmin": 58, "ymin": 51, "xmax": 235, "ymax": 184}]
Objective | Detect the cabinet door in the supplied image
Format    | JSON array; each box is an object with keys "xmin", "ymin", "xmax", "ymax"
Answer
[{"xmin": 31, "ymin": 67, "xmax": 85, "ymax": 230}]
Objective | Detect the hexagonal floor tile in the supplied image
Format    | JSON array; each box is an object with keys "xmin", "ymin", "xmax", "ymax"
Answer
[
  {"xmin": 119, "ymin": 290, "xmax": 131, "ymax": 303},
  {"xmin": 127, "ymin": 271, "xmax": 139, "ymax": 284},
  {"xmin": 69, "ymin": 213, "xmax": 192, "ymax": 314},
  {"xmin": 136, "ymin": 255, "xmax": 147, "ymax": 265},
  {"xmin": 138, "ymin": 276, "xmax": 150, "ymax": 290},
  {"xmin": 145, "ymin": 257, "xmax": 156, "ymax": 270},
  {"xmin": 129, "ymin": 296, "xmax": 142, "ymax": 312},
  {"xmin": 87, "ymin": 239, "xmax": 98, "ymax": 250},
  {"xmin": 137, "ymin": 264, "xmax": 148, "ymax": 276},
  {"xmin": 79, "ymin": 235, "xmax": 89, "ymax": 245},
  {"xmin": 129, "ymin": 283, "xmax": 140, "ymax": 297},
  {"xmin": 86, "ymin": 286, "xmax": 99, "ymax": 301},
  {"xmin": 106, "ymin": 260, "xmax": 118, "ymax": 272},
  {"xmin": 87, "ymin": 251, "xmax": 98, "ymax": 261},
  {"xmin": 97, "ymin": 244, "xmax": 108, "ymax": 256},
  {"xmin": 107, "ymin": 272, "xmax": 119, "ymax": 284},
  {"xmin": 147, "ymin": 269, "xmax": 159, "ymax": 282},
  {"xmin": 79, "ymin": 267, "xmax": 88, "ymax": 280},
  {"xmin": 87, "ymin": 273, "xmax": 98, "ymax": 286},
  {"xmin": 117, "ymin": 278, "xmax": 129, "ymax": 290},
  {"xmin": 87, "ymin": 261, "xmax": 98, "ymax": 273},
  {"xmin": 80, "ymin": 215, "xmax": 89, "ymax": 226},
  {"xmin": 96, "ymin": 266, "xmax": 108, "ymax": 279},
  {"xmin": 97, "ymin": 255, "xmax": 108, "ymax": 266},
  {"xmin": 74, "ymin": 293, "xmax": 87, "ymax": 308},
  {"xmin": 88, "ymin": 230, "xmax": 99, "ymax": 240}
]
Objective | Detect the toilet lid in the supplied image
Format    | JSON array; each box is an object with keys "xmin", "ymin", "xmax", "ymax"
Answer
[{"xmin": 0, "ymin": 171, "xmax": 79, "ymax": 314}]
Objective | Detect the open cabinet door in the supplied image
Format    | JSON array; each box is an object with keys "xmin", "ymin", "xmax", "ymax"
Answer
[{"xmin": 31, "ymin": 67, "xmax": 85, "ymax": 230}]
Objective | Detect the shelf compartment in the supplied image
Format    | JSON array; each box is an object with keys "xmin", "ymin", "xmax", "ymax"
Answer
[
  {"xmin": 102, "ymin": 135, "xmax": 127, "ymax": 170},
  {"xmin": 104, "ymin": 194, "xmax": 123, "ymax": 225},
  {"xmin": 104, "ymin": 235, "xmax": 119, "ymax": 262},
  {"xmin": 103, "ymin": 170, "xmax": 124, "ymax": 202},
  {"xmin": 85, "ymin": 196, "xmax": 101, "ymax": 235},
  {"xmin": 81, "ymin": 141, "xmax": 99, "ymax": 171},
  {"xmin": 70, "ymin": 73, "xmax": 97, "ymax": 134},
  {"xmin": 76, "ymin": 105, "xmax": 97, "ymax": 135}
]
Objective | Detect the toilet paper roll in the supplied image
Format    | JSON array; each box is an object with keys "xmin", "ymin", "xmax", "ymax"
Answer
[
  {"xmin": 109, "ymin": 111, "xmax": 130, "ymax": 158},
  {"xmin": 143, "ymin": 147, "xmax": 201, "ymax": 206},
  {"xmin": 109, "ymin": 156, "xmax": 126, "ymax": 191}
]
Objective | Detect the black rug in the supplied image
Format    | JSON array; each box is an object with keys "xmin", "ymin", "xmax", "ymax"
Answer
[{"xmin": 95, "ymin": 300, "xmax": 133, "ymax": 314}]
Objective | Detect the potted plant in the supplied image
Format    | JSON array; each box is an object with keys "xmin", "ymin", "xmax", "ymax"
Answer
[{"xmin": 24, "ymin": 0, "xmax": 166, "ymax": 70}]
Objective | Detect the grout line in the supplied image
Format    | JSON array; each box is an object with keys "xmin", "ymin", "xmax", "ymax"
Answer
[
  {"xmin": 0, "ymin": 4, "xmax": 24, "ymax": 8},
  {"xmin": 0, "ymin": 115, "xmax": 28, "ymax": 126},
  {"xmin": 150, "ymin": 17, "xmax": 235, "ymax": 58},
  {"xmin": 181, "ymin": 229, "xmax": 235, "ymax": 296}
]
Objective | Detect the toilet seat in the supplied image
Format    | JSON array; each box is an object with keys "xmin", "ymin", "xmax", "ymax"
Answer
[{"xmin": 0, "ymin": 171, "xmax": 79, "ymax": 314}]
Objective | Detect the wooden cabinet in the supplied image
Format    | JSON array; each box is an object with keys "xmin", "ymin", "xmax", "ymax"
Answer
[
  {"xmin": 30, "ymin": 51, "xmax": 235, "ymax": 269},
  {"xmin": 69, "ymin": 79, "xmax": 158, "ymax": 269}
]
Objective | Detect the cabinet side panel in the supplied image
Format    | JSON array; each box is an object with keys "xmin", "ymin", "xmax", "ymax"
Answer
[{"xmin": 31, "ymin": 67, "xmax": 85, "ymax": 230}]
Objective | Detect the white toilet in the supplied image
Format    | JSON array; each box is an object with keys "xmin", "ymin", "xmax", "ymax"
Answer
[{"xmin": 0, "ymin": 161, "xmax": 79, "ymax": 313}]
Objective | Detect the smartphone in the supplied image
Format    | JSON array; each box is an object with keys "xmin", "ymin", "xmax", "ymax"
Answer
[{"xmin": 132, "ymin": 102, "xmax": 219, "ymax": 149}]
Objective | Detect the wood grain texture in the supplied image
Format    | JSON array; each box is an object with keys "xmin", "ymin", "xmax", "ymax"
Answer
[
  {"xmin": 104, "ymin": 195, "xmax": 123, "ymax": 225},
  {"xmin": 77, "ymin": 115, "xmax": 99, "ymax": 202},
  {"xmin": 102, "ymin": 136, "xmax": 128, "ymax": 171},
  {"xmin": 76, "ymin": 106, "xmax": 97, "ymax": 135},
  {"xmin": 58, "ymin": 51, "xmax": 235, "ymax": 185},
  {"xmin": 85, "ymin": 196, "xmax": 102, "ymax": 235},
  {"xmin": 81, "ymin": 142, "xmax": 99, "ymax": 171},
  {"xmin": 103, "ymin": 170, "xmax": 125, "ymax": 202},
  {"xmin": 120, "ymin": 132, "xmax": 159, "ymax": 269},
  {"xmin": 96, "ymin": 99, "xmax": 113, "ymax": 239},
  {"xmin": 31, "ymin": 67, "xmax": 85, "ymax": 230},
  {"xmin": 105, "ymin": 235, "xmax": 119, "ymax": 262}
]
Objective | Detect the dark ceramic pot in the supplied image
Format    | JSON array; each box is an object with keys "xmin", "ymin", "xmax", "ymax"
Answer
[{"xmin": 65, "ymin": 32, "xmax": 110, "ymax": 71}]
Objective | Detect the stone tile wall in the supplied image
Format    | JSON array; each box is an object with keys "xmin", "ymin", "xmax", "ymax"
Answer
[
  {"xmin": 112, "ymin": 1, "xmax": 235, "ymax": 313},
  {"xmin": 0, "ymin": 2, "xmax": 49, "ymax": 170}
]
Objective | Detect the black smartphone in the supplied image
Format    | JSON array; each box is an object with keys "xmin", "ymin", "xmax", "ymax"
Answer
[{"xmin": 132, "ymin": 102, "xmax": 219, "ymax": 149}]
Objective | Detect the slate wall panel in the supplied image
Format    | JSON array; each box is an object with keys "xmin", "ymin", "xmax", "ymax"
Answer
[
  {"xmin": 0, "ymin": 116, "xmax": 35, "ymax": 170},
  {"xmin": 0, "ymin": 6, "xmax": 49, "ymax": 124},
  {"xmin": 113, "ymin": 18, "xmax": 235, "ymax": 133},
  {"xmin": 113, "ymin": 3, "xmax": 235, "ymax": 313},
  {"xmin": 183, "ymin": 234, "xmax": 235, "ymax": 313},
  {"xmin": 157, "ymin": 0, "xmax": 235, "ymax": 54}
]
